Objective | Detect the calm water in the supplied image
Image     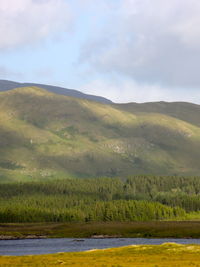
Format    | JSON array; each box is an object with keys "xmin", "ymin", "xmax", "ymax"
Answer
[{"xmin": 0, "ymin": 238, "xmax": 200, "ymax": 256}]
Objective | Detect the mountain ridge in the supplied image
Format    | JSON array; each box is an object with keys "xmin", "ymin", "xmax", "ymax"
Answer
[
  {"xmin": 115, "ymin": 101, "xmax": 200, "ymax": 127},
  {"xmin": 0, "ymin": 79, "xmax": 112, "ymax": 104}
]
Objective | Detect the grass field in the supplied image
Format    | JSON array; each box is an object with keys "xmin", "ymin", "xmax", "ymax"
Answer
[
  {"xmin": 1, "ymin": 221, "xmax": 200, "ymax": 239},
  {"xmin": 1, "ymin": 243, "xmax": 200, "ymax": 266}
]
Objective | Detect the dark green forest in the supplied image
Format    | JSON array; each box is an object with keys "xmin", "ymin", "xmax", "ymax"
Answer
[{"xmin": 0, "ymin": 175, "xmax": 200, "ymax": 223}]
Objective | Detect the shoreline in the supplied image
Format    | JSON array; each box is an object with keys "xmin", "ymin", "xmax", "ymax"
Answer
[
  {"xmin": 1, "ymin": 221, "xmax": 200, "ymax": 240},
  {"xmin": 0, "ymin": 235, "xmax": 47, "ymax": 240},
  {"xmin": 0, "ymin": 235, "xmax": 199, "ymax": 241}
]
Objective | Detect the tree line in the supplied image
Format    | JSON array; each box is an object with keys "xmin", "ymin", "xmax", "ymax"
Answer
[{"xmin": 0, "ymin": 175, "xmax": 199, "ymax": 223}]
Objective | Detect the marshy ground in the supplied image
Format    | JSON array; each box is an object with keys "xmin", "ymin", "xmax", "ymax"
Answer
[{"xmin": 1, "ymin": 221, "xmax": 200, "ymax": 239}]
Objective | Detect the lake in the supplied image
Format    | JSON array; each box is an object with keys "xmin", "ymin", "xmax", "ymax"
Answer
[{"xmin": 1, "ymin": 238, "xmax": 200, "ymax": 256}]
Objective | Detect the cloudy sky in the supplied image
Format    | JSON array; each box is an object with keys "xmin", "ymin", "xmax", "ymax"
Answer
[{"xmin": 1, "ymin": 0, "xmax": 200, "ymax": 103}]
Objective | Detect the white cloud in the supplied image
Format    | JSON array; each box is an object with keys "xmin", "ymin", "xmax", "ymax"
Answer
[
  {"xmin": 33, "ymin": 67, "xmax": 55, "ymax": 79},
  {"xmin": 80, "ymin": 78, "xmax": 200, "ymax": 104},
  {"xmin": 80, "ymin": 0, "xmax": 200, "ymax": 89},
  {"xmin": 0, "ymin": 0, "xmax": 72, "ymax": 50},
  {"xmin": 0, "ymin": 66, "xmax": 23, "ymax": 79}
]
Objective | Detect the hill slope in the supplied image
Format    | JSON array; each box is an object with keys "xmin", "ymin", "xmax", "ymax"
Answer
[
  {"xmin": 0, "ymin": 86, "xmax": 200, "ymax": 182},
  {"xmin": 115, "ymin": 101, "xmax": 200, "ymax": 127},
  {"xmin": 0, "ymin": 80, "xmax": 112, "ymax": 104}
]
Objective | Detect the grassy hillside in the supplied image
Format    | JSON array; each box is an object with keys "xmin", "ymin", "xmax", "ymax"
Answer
[
  {"xmin": 0, "ymin": 79, "xmax": 112, "ymax": 104},
  {"xmin": 115, "ymin": 101, "xmax": 200, "ymax": 127},
  {"xmin": 1, "ymin": 86, "xmax": 200, "ymax": 181}
]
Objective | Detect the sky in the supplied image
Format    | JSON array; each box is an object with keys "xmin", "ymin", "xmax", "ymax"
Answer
[{"xmin": 1, "ymin": 0, "xmax": 200, "ymax": 103}]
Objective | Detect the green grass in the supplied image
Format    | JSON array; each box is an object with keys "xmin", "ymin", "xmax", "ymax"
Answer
[
  {"xmin": 1, "ymin": 243, "xmax": 200, "ymax": 266},
  {"xmin": 1, "ymin": 86, "xmax": 200, "ymax": 181}
]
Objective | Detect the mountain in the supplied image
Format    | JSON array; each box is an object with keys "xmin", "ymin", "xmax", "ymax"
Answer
[
  {"xmin": 0, "ymin": 85, "xmax": 200, "ymax": 182},
  {"xmin": 0, "ymin": 80, "xmax": 112, "ymax": 104}
]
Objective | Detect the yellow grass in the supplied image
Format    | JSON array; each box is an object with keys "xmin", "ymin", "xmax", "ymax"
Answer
[{"xmin": 1, "ymin": 243, "xmax": 200, "ymax": 267}]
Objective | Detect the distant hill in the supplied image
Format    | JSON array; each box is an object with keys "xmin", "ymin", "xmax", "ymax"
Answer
[
  {"xmin": 115, "ymin": 101, "xmax": 200, "ymax": 127},
  {"xmin": 0, "ymin": 80, "xmax": 112, "ymax": 104},
  {"xmin": 0, "ymin": 85, "xmax": 200, "ymax": 182}
]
